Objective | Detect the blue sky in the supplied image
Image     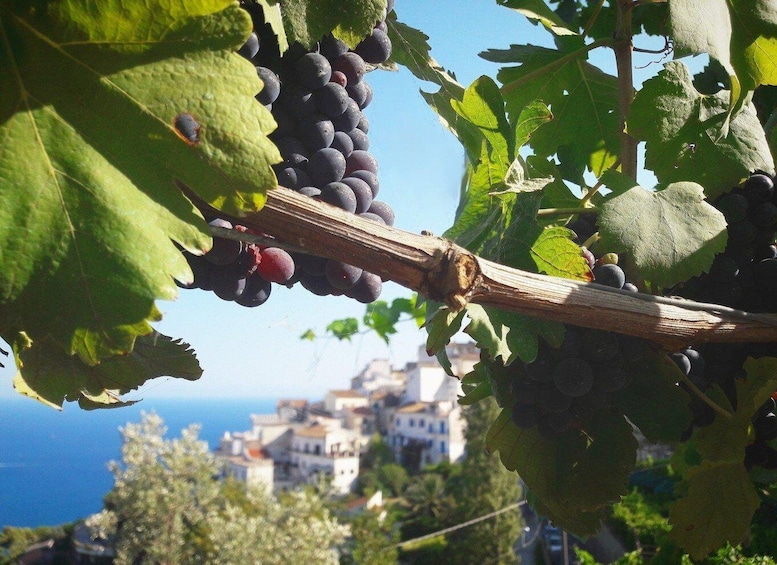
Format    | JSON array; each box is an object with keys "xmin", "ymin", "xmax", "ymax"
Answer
[{"xmin": 0, "ymin": 1, "xmax": 688, "ymax": 403}]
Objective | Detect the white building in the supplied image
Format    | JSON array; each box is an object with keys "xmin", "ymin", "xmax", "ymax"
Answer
[
  {"xmin": 217, "ymin": 434, "xmax": 275, "ymax": 494},
  {"xmin": 386, "ymin": 342, "xmax": 478, "ymax": 470},
  {"xmin": 350, "ymin": 358, "xmax": 407, "ymax": 396},
  {"xmin": 290, "ymin": 422, "xmax": 360, "ymax": 494},
  {"xmin": 324, "ymin": 389, "xmax": 369, "ymax": 414}
]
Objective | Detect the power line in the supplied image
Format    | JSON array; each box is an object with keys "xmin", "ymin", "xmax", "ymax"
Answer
[{"xmin": 395, "ymin": 500, "xmax": 526, "ymax": 548}]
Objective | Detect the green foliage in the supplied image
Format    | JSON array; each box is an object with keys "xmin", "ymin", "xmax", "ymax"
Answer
[
  {"xmin": 341, "ymin": 509, "xmax": 400, "ymax": 565},
  {"xmin": 598, "ymin": 182, "xmax": 728, "ymax": 288},
  {"xmin": 628, "ymin": 61, "xmax": 774, "ymax": 198},
  {"xmin": 0, "ymin": 0, "xmax": 279, "ymax": 403},
  {"xmin": 101, "ymin": 413, "xmax": 346, "ymax": 564},
  {"xmin": 279, "ymin": 0, "xmax": 385, "ymax": 49},
  {"xmin": 378, "ymin": 463, "xmax": 410, "ymax": 498},
  {"xmin": 0, "ymin": 524, "xmax": 71, "ymax": 565}
]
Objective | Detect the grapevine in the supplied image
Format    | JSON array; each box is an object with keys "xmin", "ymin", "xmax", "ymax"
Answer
[{"xmin": 3, "ymin": 0, "xmax": 777, "ymax": 560}]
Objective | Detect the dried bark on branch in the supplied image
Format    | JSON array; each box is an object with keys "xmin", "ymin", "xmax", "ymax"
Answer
[{"xmin": 229, "ymin": 187, "xmax": 777, "ymax": 350}]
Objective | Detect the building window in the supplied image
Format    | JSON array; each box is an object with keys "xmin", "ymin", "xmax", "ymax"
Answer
[
  {"xmin": 440, "ymin": 441, "xmax": 446, "ymax": 454},
  {"xmin": 304, "ymin": 443, "xmax": 310, "ymax": 453},
  {"xmin": 419, "ymin": 418, "xmax": 425, "ymax": 427},
  {"xmin": 439, "ymin": 421, "xmax": 446, "ymax": 434},
  {"xmin": 428, "ymin": 423, "xmax": 433, "ymax": 433},
  {"xmin": 395, "ymin": 417, "xmax": 400, "ymax": 426},
  {"xmin": 314, "ymin": 444, "xmax": 321, "ymax": 455},
  {"xmin": 427, "ymin": 439, "xmax": 433, "ymax": 448},
  {"xmin": 409, "ymin": 418, "xmax": 415, "ymax": 427}
]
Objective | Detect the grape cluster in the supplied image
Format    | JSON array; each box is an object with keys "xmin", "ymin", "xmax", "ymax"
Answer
[
  {"xmin": 746, "ymin": 395, "xmax": 777, "ymax": 470},
  {"xmin": 179, "ymin": 1, "xmax": 396, "ymax": 306},
  {"xmin": 177, "ymin": 219, "xmax": 294, "ymax": 307},
  {"xmin": 680, "ymin": 173, "xmax": 777, "ymax": 312},
  {"xmin": 508, "ymin": 247, "xmax": 641, "ymax": 437}
]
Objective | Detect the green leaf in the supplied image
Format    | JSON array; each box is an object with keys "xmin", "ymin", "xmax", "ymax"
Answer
[
  {"xmin": 278, "ymin": 0, "xmax": 385, "ymax": 48},
  {"xmin": 627, "ymin": 61, "xmax": 775, "ymax": 198},
  {"xmin": 459, "ymin": 363, "xmax": 495, "ymax": 406},
  {"xmin": 486, "ymin": 408, "xmax": 636, "ymax": 535},
  {"xmin": 299, "ymin": 329, "xmax": 317, "ymax": 341},
  {"xmin": 325, "ymin": 318, "xmax": 360, "ymax": 341},
  {"xmin": 598, "ymin": 182, "xmax": 728, "ymax": 288},
  {"xmin": 451, "ymin": 75, "xmax": 512, "ymax": 162},
  {"xmin": 0, "ymin": 1, "xmax": 281, "ymax": 371},
  {"xmin": 363, "ymin": 300, "xmax": 401, "ymax": 344},
  {"xmin": 668, "ymin": 357, "xmax": 777, "ymax": 558},
  {"xmin": 668, "ymin": 461, "xmax": 760, "ymax": 561},
  {"xmin": 256, "ymin": 0, "xmax": 289, "ymax": 54},
  {"xmin": 497, "ymin": 0, "xmax": 577, "ymax": 37},
  {"xmin": 669, "ymin": 0, "xmax": 742, "ymax": 107},
  {"xmin": 464, "ymin": 304, "xmax": 562, "ymax": 365},
  {"xmin": 488, "ymin": 44, "xmax": 620, "ymax": 177},
  {"xmin": 12, "ymin": 331, "xmax": 202, "ymax": 410},
  {"xmin": 612, "ymin": 346, "xmax": 693, "ymax": 443}
]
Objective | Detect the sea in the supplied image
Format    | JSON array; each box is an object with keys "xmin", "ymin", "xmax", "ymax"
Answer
[{"xmin": 0, "ymin": 397, "xmax": 277, "ymax": 528}]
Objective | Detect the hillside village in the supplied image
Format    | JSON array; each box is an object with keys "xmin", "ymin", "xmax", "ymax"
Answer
[{"xmin": 213, "ymin": 342, "xmax": 479, "ymax": 495}]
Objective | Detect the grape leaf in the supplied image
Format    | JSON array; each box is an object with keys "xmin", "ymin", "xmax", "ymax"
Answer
[
  {"xmin": 278, "ymin": 0, "xmax": 385, "ymax": 48},
  {"xmin": 612, "ymin": 346, "xmax": 693, "ymax": 443},
  {"xmin": 12, "ymin": 331, "xmax": 202, "ymax": 410},
  {"xmin": 627, "ymin": 61, "xmax": 775, "ymax": 198},
  {"xmin": 668, "ymin": 357, "xmax": 777, "ymax": 558},
  {"xmin": 325, "ymin": 318, "xmax": 360, "ymax": 341},
  {"xmin": 497, "ymin": 0, "xmax": 576, "ymax": 37},
  {"xmin": 670, "ymin": 0, "xmax": 777, "ymax": 107},
  {"xmin": 485, "ymin": 43, "xmax": 620, "ymax": 178},
  {"xmin": 256, "ymin": 0, "xmax": 289, "ymax": 54},
  {"xmin": 669, "ymin": 0, "xmax": 742, "ymax": 108},
  {"xmin": 597, "ymin": 182, "xmax": 728, "ymax": 288},
  {"xmin": 451, "ymin": 75, "xmax": 513, "ymax": 163},
  {"xmin": 668, "ymin": 461, "xmax": 760, "ymax": 560},
  {"xmin": 0, "ymin": 2, "xmax": 280, "ymax": 380},
  {"xmin": 486, "ymin": 407, "xmax": 636, "ymax": 535}
]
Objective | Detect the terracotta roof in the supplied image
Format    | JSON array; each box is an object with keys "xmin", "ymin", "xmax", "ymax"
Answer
[
  {"xmin": 351, "ymin": 406, "xmax": 373, "ymax": 416},
  {"xmin": 328, "ymin": 389, "xmax": 367, "ymax": 398},
  {"xmin": 277, "ymin": 399, "xmax": 309, "ymax": 408},
  {"xmin": 397, "ymin": 402, "xmax": 428, "ymax": 414},
  {"xmin": 295, "ymin": 425, "xmax": 329, "ymax": 438}
]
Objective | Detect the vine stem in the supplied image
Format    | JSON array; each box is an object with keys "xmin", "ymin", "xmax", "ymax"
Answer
[
  {"xmin": 188, "ymin": 185, "xmax": 777, "ymax": 351},
  {"xmin": 537, "ymin": 206, "xmax": 599, "ymax": 217},
  {"xmin": 614, "ymin": 0, "xmax": 638, "ymax": 180},
  {"xmin": 677, "ymin": 373, "xmax": 733, "ymax": 420},
  {"xmin": 500, "ymin": 38, "xmax": 612, "ymax": 95}
]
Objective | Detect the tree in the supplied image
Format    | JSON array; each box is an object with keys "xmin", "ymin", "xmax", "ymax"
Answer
[
  {"xmin": 444, "ymin": 397, "xmax": 524, "ymax": 565},
  {"xmin": 100, "ymin": 413, "xmax": 345, "ymax": 564},
  {"xmin": 4, "ymin": 0, "xmax": 777, "ymax": 559},
  {"xmin": 340, "ymin": 509, "xmax": 400, "ymax": 565}
]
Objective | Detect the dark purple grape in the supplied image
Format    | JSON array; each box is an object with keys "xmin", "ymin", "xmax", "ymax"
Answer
[
  {"xmin": 296, "ymin": 113, "xmax": 335, "ymax": 152},
  {"xmin": 325, "ymin": 260, "xmax": 363, "ymax": 290},
  {"xmin": 743, "ymin": 173, "xmax": 775, "ymax": 204},
  {"xmin": 540, "ymin": 386, "xmax": 573, "ymax": 413},
  {"xmin": 728, "ymin": 220, "xmax": 757, "ymax": 245},
  {"xmin": 278, "ymin": 84, "xmax": 316, "ymax": 120},
  {"xmin": 348, "ymin": 128, "xmax": 370, "ymax": 151},
  {"xmin": 346, "ymin": 271, "xmax": 382, "ymax": 303},
  {"xmin": 511, "ymin": 402, "xmax": 541, "ymax": 429},
  {"xmin": 716, "ymin": 193, "xmax": 749, "ymax": 223},
  {"xmin": 295, "ymin": 52, "xmax": 331, "ymax": 89},
  {"xmin": 346, "ymin": 150, "xmax": 378, "ymax": 176},
  {"xmin": 296, "ymin": 253, "xmax": 328, "ymax": 276},
  {"xmin": 356, "ymin": 114, "xmax": 369, "ymax": 133},
  {"xmin": 315, "ymin": 82, "xmax": 350, "ymax": 117},
  {"xmin": 592, "ymin": 263, "xmax": 625, "ymax": 289},
  {"xmin": 321, "ymin": 182, "xmax": 357, "ymax": 213},
  {"xmin": 355, "ymin": 28, "xmax": 392, "ymax": 64},
  {"xmin": 671, "ymin": 352, "xmax": 692, "ymax": 375},
  {"xmin": 541, "ymin": 410, "xmax": 573, "ymax": 434},
  {"xmin": 236, "ymin": 272, "xmax": 272, "ymax": 307},
  {"xmin": 275, "ymin": 166, "xmax": 311, "ymax": 190},
  {"xmin": 594, "ymin": 363, "xmax": 631, "ymax": 392},
  {"xmin": 256, "ymin": 66, "xmax": 281, "ymax": 105},
  {"xmin": 340, "ymin": 176, "xmax": 373, "ymax": 213},
  {"xmin": 367, "ymin": 200, "xmax": 394, "ymax": 225},
  {"xmin": 346, "ymin": 80, "xmax": 374, "ymax": 109},
  {"xmin": 300, "ymin": 272, "xmax": 334, "ymax": 296},
  {"xmin": 552, "ymin": 357, "xmax": 594, "ymax": 397},
  {"xmin": 320, "ymin": 35, "xmax": 349, "ymax": 61},
  {"xmin": 330, "ymin": 131, "xmax": 354, "ymax": 157},
  {"xmin": 358, "ymin": 212, "xmax": 386, "ymax": 225},
  {"xmin": 238, "ymin": 32, "xmax": 260, "ymax": 60},
  {"xmin": 332, "ymin": 52, "xmax": 366, "ymax": 84},
  {"xmin": 332, "ymin": 98, "xmax": 362, "ymax": 132},
  {"xmin": 272, "ymin": 107, "xmax": 295, "ymax": 137},
  {"xmin": 204, "ymin": 220, "xmax": 242, "ymax": 265},
  {"xmin": 751, "ymin": 202, "xmax": 777, "ymax": 228},
  {"xmin": 330, "ymin": 70, "xmax": 348, "ymax": 87},
  {"xmin": 308, "ymin": 147, "xmax": 346, "ymax": 186},
  {"xmin": 580, "ymin": 330, "xmax": 620, "ymax": 363},
  {"xmin": 211, "ymin": 270, "xmax": 246, "ymax": 301},
  {"xmin": 275, "ymin": 136, "xmax": 309, "ymax": 166},
  {"xmin": 257, "ymin": 248, "xmax": 295, "ymax": 283},
  {"xmin": 349, "ymin": 169, "xmax": 379, "ymax": 197}
]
